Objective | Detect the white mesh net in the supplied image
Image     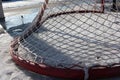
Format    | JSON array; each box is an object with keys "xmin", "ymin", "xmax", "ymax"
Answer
[{"xmin": 14, "ymin": 0, "xmax": 120, "ymax": 70}]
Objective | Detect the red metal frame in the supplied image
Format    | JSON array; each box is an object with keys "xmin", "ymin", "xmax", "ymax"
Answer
[{"xmin": 101, "ymin": 0, "xmax": 105, "ymax": 13}]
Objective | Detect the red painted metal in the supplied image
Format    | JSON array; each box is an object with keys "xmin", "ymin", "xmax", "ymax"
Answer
[
  {"xmin": 101, "ymin": 0, "xmax": 105, "ymax": 13},
  {"xmin": 89, "ymin": 66, "xmax": 120, "ymax": 80}
]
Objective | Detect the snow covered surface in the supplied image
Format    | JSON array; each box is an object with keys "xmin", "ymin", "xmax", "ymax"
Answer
[
  {"xmin": 2, "ymin": 0, "xmax": 43, "ymax": 16},
  {"xmin": 2, "ymin": 0, "xmax": 43, "ymax": 10}
]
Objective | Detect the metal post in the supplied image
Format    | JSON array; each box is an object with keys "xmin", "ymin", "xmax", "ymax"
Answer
[
  {"xmin": 113, "ymin": 0, "xmax": 117, "ymax": 10},
  {"xmin": 101, "ymin": 0, "xmax": 104, "ymax": 13},
  {"xmin": 0, "ymin": 0, "xmax": 5, "ymax": 21}
]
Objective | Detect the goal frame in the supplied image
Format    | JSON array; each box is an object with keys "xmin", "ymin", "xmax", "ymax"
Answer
[{"xmin": 10, "ymin": 0, "xmax": 120, "ymax": 80}]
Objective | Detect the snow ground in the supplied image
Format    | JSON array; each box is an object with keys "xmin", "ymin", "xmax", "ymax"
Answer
[
  {"xmin": 2, "ymin": 0, "xmax": 43, "ymax": 16},
  {"xmin": 2, "ymin": 0, "xmax": 43, "ymax": 10}
]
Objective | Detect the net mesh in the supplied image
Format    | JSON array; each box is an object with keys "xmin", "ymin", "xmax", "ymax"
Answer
[{"xmin": 14, "ymin": 0, "xmax": 120, "ymax": 70}]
